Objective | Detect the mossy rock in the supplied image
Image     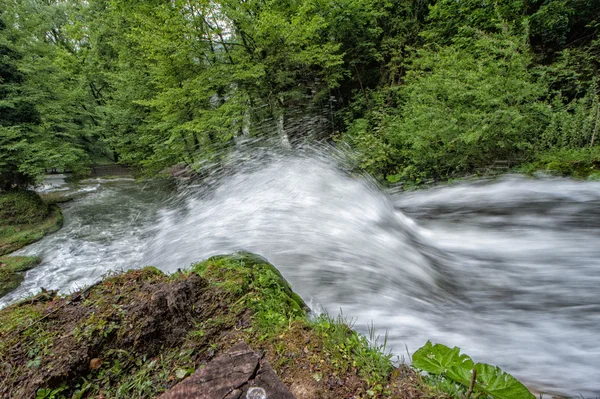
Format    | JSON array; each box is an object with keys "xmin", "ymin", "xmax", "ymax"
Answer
[
  {"xmin": 0, "ymin": 203, "xmax": 63, "ymax": 256},
  {"xmin": 0, "ymin": 256, "xmax": 41, "ymax": 297},
  {"xmin": 192, "ymin": 251, "xmax": 309, "ymax": 324},
  {"xmin": 0, "ymin": 190, "xmax": 49, "ymax": 226}
]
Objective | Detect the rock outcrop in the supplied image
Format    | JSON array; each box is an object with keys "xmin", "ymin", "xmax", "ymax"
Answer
[{"xmin": 160, "ymin": 342, "xmax": 295, "ymax": 399}]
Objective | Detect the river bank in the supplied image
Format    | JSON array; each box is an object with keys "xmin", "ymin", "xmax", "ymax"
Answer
[
  {"xmin": 0, "ymin": 252, "xmax": 532, "ymax": 399},
  {"xmin": 0, "ymin": 171, "xmax": 143, "ymax": 298},
  {"xmin": 0, "ymin": 190, "xmax": 65, "ymax": 297}
]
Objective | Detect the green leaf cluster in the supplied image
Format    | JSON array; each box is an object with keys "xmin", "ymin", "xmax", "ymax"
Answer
[
  {"xmin": 413, "ymin": 341, "xmax": 535, "ymax": 399},
  {"xmin": 0, "ymin": 2, "xmax": 93, "ymax": 189}
]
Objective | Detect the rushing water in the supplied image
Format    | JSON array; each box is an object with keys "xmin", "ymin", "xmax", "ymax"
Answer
[{"xmin": 2, "ymin": 153, "xmax": 600, "ymax": 397}]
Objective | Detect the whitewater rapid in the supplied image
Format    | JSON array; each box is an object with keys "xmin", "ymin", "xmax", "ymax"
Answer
[{"xmin": 3, "ymin": 154, "xmax": 600, "ymax": 397}]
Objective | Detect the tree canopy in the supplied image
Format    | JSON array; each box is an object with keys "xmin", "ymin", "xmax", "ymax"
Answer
[{"xmin": 0, "ymin": 0, "xmax": 598, "ymax": 188}]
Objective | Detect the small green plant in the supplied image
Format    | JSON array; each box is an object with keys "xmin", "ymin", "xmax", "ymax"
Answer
[
  {"xmin": 412, "ymin": 341, "xmax": 534, "ymax": 399},
  {"xmin": 36, "ymin": 385, "xmax": 67, "ymax": 399},
  {"xmin": 311, "ymin": 313, "xmax": 394, "ymax": 392}
]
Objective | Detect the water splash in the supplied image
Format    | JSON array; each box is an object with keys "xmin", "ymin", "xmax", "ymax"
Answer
[
  {"xmin": 143, "ymin": 152, "xmax": 453, "ymax": 304},
  {"xmin": 3, "ymin": 152, "xmax": 600, "ymax": 397}
]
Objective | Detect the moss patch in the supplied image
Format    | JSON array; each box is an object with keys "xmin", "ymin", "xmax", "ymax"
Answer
[
  {"xmin": 0, "ymin": 253, "xmax": 448, "ymax": 399},
  {"xmin": 0, "ymin": 201, "xmax": 63, "ymax": 257},
  {"xmin": 0, "ymin": 190, "xmax": 49, "ymax": 226},
  {"xmin": 0, "ymin": 255, "xmax": 41, "ymax": 297}
]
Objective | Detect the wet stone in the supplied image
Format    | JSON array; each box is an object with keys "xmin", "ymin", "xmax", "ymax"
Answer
[{"xmin": 159, "ymin": 342, "xmax": 296, "ymax": 399}]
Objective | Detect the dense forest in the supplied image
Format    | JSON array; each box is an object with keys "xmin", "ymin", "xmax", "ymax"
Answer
[{"xmin": 1, "ymin": 0, "xmax": 599, "ymax": 188}]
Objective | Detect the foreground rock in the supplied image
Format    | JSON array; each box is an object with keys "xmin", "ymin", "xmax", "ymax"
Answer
[
  {"xmin": 160, "ymin": 342, "xmax": 295, "ymax": 399},
  {"xmin": 0, "ymin": 253, "xmax": 438, "ymax": 399}
]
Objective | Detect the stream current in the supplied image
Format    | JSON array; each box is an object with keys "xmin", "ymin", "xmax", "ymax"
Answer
[{"xmin": 1, "ymin": 153, "xmax": 599, "ymax": 397}]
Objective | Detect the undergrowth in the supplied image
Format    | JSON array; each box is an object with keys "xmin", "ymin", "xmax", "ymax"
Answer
[{"xmin": 519, "ymin": 147, "xmax": 600, "ymax": 179}]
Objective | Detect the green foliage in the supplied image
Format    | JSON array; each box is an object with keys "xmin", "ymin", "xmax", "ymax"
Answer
[
  {"xmin": 413, "ymin": 341, "xmax": 535, "ymax": 399},
  {"xmin": 341, "ymin": 0, "xmax": 600, "ymax": 183},
  {"xmin": 520, "ymin": 147, "xmax": 600, "ymax": 178},
  {"xmin": 529, "ymin": 0, "xmax": 600, "ymax": 60},
  {"xmin": 413, "ymin": 341, "xmax": 474, "ymax": 386},
  {"xmin": 539, "ymin": 81, "xmax": 599, "ymax": 150},
  {"xmin": 344, "ymin": 31, "xmax": 551, "ymax": 183},
  {"xmin": 75, "ymin": 0, "xmax": 349, "ymax": 173},
  {"xmin": 311, "ymin": 314, "xmax": 394, "ymax": 389},
  {"xmin": 423, "ymin": 0, "xmax": 526, "ymax": 44},
  {"xmin": 1, "ymin": 0, "xmax": 600, "ymax": 183},
  {"xmin": 342, "ymin": 117, "xmax": 399, "ymax": 180},
  {"xmin": 474, "ymin": 363, "xmax": 534, "ymax": 399},
  {"xmin": 36, "ymin": 385, "xmax": 67, "ymax": 399},
  {"xmin": 0, "ymin": 4, "xmax": 90, "ymax": 189},
  {"xmin": 529, "ymin": 0, "xmax": 574, "ymax": 53},
  {"xmin": 0, "ymin": 191, "xmax": 48, "ymax": 226},
  {"xmin": 395, "ymin": 32, "xmax": 547, "ymax": 181}
]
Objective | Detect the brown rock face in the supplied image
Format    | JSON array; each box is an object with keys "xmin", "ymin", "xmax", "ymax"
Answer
[{"xmin": 159, "ymin": 342, "xmax": 296, "ymax": 399}]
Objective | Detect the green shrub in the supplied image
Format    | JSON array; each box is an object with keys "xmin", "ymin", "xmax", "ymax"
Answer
[
  {"xmin": 388, "ymin": 32, "xmax": 548, "ymax": 182},
  {"xmin": 520, "ymin": 147, "xmax": 600, "ymax": 178},
  {"xmin": 342, "ymin": 30, "xmax": 552, "ymax": 184},
  {"xmin": 539, "ymin": 81, "xmax": 599, "ymax": 151}
]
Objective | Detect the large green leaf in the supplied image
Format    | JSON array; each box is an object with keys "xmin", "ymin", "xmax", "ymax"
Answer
[
  {"xmin": 412, "ymin": 341, "xmax": 474, "ymax": 386},
  {"xmin": 475, "ymin": 363, "xmax": 535, "ymax": 399},
  {"xmin": 412, "ymin": 342, "xmax": 536, "ymax": 399}
]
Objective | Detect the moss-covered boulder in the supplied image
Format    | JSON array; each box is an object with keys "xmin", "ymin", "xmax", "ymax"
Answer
[
  {"xmin": 0, "ymin": 253, "xmax": 442, "ymax": 399},
  {"xmin": 0, "ymin": 190, "xmax": 49, "ymax": 226},
  {"xmin": 0, "ymin": 191, "xmax": 63, "ymax": 258},
  {"xmin": 0, "ymin": 255, "xmax": 41, "ymax": 297}
]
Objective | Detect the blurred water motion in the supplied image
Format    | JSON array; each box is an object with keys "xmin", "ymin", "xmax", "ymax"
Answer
[{"xmin": 3, "ymin": 152, "xmax": 600, "ymax": 397}]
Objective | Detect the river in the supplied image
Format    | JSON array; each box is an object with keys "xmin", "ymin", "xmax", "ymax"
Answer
[{"xmin": 1, "ymin": 152, "xmax": 599, "ymax": 397}]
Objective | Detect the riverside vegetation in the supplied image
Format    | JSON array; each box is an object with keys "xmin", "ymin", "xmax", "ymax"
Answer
[
  {"xmin": 0, "ymin": 191, "xmax": 63, "ymax": 296},
  {"xmin": 0, "ymin": 0, "xmax": 599, "ymax": 190}
]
